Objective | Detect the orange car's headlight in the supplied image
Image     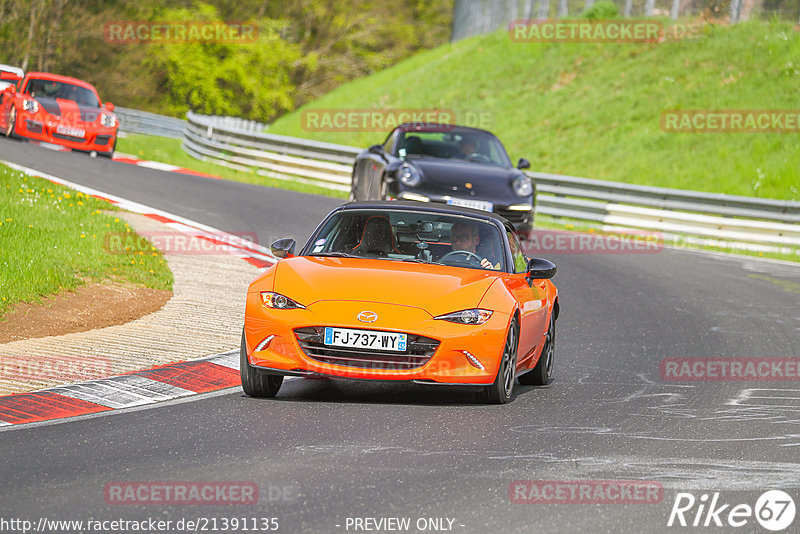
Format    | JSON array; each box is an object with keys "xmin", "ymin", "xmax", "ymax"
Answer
[
  {"xmin": 260, "ymin": 291, "xmax": 305, "ymax": 309},
  {"xmin": 434, "ymin": 308, "xmax": 493, "ymax": 325}
]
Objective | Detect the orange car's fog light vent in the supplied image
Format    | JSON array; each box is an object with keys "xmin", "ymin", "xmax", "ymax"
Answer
[
  {"xmin": 461, "ymin": 350, "xmax": 485, "ymax": 370},
  {"xmin": 255, "ymin": 335, "xmax": 275, "ymax": 352}
]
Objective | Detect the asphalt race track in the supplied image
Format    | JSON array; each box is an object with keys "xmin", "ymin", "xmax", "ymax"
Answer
[{"xmin": 1, "ymin": 138, "xmax": 799, "ymax": 533}]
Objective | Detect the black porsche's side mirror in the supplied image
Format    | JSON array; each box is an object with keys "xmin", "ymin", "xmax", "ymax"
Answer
[
  {"xmin": 270, "ymin": 238, "xmax": 296, "ymax": 259},
  {"xmin": 526, "ymin": 258, "xmax": 556, "ymax": 279},
  {"xmin": 368, "ymin": 144, "xmax": 383, "ymax": 155},
  {"xmin": 517, "ymin": 158, "xmax": 531, "ymax": 170}
]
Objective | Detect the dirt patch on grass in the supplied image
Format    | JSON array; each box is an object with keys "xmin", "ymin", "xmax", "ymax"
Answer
[{"xmin": 0, "ymin": 282, "xmax": 172, "ymax": 343}]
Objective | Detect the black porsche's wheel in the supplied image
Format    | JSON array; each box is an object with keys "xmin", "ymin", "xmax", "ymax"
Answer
[
  {"xmin": 240, "ymin": 330, "xmax": 283, "ymax": 397},
  {"xmin": 379, "ymin": 176, "xmax": 389, "ymax": 200},
  {"xmin": 5, "ymin": 108, "xmax": 17, "ymax": 138},
  {"xmin": 349, "ymin": 171, "xmax": 357, "ymax": 201},
  {"xmin": 479, "ymin": 318, "xmax": 518, "ymax": 404},
  {"xmin": 520, "ymin": 311, "xmax": 555, "ymax": 386}
]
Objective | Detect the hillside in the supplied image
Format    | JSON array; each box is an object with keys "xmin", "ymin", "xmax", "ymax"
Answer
[{"xmin": 268, "ymin": 20, "xmax": 800, "ymax": 201}]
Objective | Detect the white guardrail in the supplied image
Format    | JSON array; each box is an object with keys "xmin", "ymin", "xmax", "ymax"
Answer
[{"xmin": 182, "ymin": 111, "xmax": 800, "ymax": 254}]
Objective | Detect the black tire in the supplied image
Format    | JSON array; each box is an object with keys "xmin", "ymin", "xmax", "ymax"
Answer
[
  {"xmin": 5, "ymin": 107, "xmax": 17, "ymax": 138},
  {"xmin": 520, "ymin": 311, "xmax": 555, "ymax": 386},
  {"xmin": 478, "ymin": 318, "xmax": 518, "ymax": 404},
  {"xmin": 379, "ymin": 176, "xmax": 389, "ymax": 200},
  {"xmin": 349, "ymin": 168, "xmax": 357, "ymax": 201},
  {"xmin": 240, "ymin": 329, "xmax": 283, "ymax": 397}
]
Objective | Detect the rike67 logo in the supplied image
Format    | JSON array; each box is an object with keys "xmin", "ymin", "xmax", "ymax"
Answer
[{"xmin": 668, "ymin": 490, "xmax": 796, "ymax": 531}]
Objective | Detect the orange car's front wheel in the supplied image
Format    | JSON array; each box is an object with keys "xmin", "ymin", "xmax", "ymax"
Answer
[
  {"xmin": 5, "ymin": 108, "xmax": 17, "ymax": 138},
  {"xmin": 240, "ymin": 330, "xmax": 283, "ymax": 397},
  {"xmin": 478, "ymin": 318, "xmax": 518, "ymax": 404}
]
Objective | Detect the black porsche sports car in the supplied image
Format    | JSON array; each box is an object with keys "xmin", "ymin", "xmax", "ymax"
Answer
[{"xmin": 350, "ymin": 123, "xmax": 534, "ymax": 232}]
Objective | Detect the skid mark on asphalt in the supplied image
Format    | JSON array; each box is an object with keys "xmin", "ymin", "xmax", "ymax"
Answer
[{"xmin": 292, "ymin": 444, "xmax": 800, "ymax": 490}]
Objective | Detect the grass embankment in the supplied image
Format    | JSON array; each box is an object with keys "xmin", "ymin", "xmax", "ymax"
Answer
[
  {"xmin": 116, "ymin": 134, "xmax": 347, "ymax": 199},
  {"xmin": 268, "ymin": 19, "xmax": 800, "ymax": 201},
  {"xmin": 0, "ymin": 164, "xmax": 173, "ymax": 318}
]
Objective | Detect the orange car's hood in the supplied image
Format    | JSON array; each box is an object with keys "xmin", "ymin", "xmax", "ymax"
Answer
[{"xmin": 274, "ymin": 256, "xmax": 500, "ymax": 316}]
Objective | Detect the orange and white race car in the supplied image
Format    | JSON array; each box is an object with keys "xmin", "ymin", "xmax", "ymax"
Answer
[{"xmin": 241, "ymin": 201, "xmax": 559, "ymax": 404}]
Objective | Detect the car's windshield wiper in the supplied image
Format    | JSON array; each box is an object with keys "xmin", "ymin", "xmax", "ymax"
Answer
[
  {"xmin": 309, "ymin": 252, "xmax": 358, "ymax": 258},
  {"xmin": 397, "ymin": 257, "xmax": 443, "ymax": 265}
]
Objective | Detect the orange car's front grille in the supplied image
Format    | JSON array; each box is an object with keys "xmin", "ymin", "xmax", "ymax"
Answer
[{"xmin": 294, "ymin": 327, "xmax": 439, "ymax": 370}]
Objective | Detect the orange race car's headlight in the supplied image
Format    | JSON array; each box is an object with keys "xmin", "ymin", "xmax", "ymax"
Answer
[
  {"xmin": 260, "ymin": 291, "xmax": 305, "ymax": 309},
  {"xmin": 22, "ymin": 99, "xmax": 38, "ymax": 113},
  {"xmin": 434, "ymin": 309, "xmax": 493, "ymax": 325},
  {"xmin": 100, "ymin": 113, "xmax": 116, "ymax": 128}
]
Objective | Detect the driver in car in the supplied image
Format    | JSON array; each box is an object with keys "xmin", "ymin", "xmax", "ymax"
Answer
[
  {"xmin": 449, "ymin": 221, "xmax": 501, "ymax": 270},
  {"xmin": 456, "ymin": 137, "xmax": 478, "ymax": 159}
]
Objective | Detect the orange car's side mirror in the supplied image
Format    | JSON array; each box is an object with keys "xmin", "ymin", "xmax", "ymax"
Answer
[
  {"xmin": 270, "ymin": 238, "xmax": 296, "ymax": 259},
  {"xmin": 105, "ymin": 101, "xmax": 115, "ymax": 112},
  {"xmin": 526, "ymin": 258, "xmax": 556, "ymax": 280}
]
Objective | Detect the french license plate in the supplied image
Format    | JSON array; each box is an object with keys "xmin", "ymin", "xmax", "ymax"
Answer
[
  {"xmin": 324, "ymin": 327, "xmax": 407, "ymax": 352},
  {"xmin": 447, "ymin": 197, "xmax": 493, "ymax": 212},
  {"xmin": 56, "ymin": 125, "xmax": 85, "ymax": 137}
]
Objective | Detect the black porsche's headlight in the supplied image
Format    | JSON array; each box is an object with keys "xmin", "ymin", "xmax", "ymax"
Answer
[
  {"xmin": 434, "ymin": 309, "xmax": 493, "ymax": 325},
  {"xmin": 399, "ymin": 164, "xmax": 421, "ymax": 187},
  {"xmin": 260, "ymin": 291, "xmax": 305, "ymax": 309},
  {"xmin": 512, "ymin": 175, "xmax": 533, "ymax": 197}
]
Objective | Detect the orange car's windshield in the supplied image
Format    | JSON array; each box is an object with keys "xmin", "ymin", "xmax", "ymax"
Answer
[{"xmin": 307, "ymin": 209, "xmax": 506, "ymax": 271}]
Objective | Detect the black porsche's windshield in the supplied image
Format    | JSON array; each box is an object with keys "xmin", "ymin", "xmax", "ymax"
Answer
[
  {"xmin": 393, "ymin": 130, "xmax": 511, "ymax": 167},
  {"xmin": 24, "ymin": 78, "xmax": 100, "ymax": 107},
  {"xmin": 306, "ymin": 209, "xmax": 506, "ymax": 271}
]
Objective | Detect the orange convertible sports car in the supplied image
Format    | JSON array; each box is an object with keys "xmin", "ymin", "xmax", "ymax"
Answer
[{"xmin": 241, "ymin": 201, "xmax": 559, "ymax": 403}]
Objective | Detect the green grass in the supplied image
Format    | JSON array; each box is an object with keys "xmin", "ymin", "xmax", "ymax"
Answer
[
  {"xmin": 116, "ymin": 134, "xmax": 347, "ymax": 199},
  {"xmin": 0, "ymin": 164, "xmax": 173, "ymax": 318},
  {"xmin": 267, "ymin": 18, "xmax": 800, "ymax": 201}
]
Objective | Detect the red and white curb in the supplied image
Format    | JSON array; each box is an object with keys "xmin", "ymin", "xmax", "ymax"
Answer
[
  {"xmin": 2, "ymin": 159, "xmax": 277, "ymax": 270},
  {"xmin": 112, "ymin": 152, "xmax": 222, "ymax": 179},
  {"xmin": 0, "ymin": 159, "xmax": 282, "ymax": 426},
  {"xmin": 0, "ymin": 351, "xmax": 241, "ymax": 426}
]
